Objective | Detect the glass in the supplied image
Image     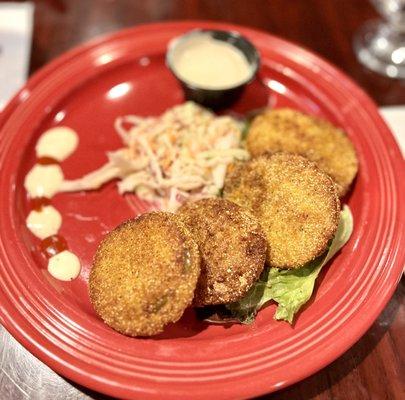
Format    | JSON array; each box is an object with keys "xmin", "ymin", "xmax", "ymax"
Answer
[{"xmin": 353, "ymin": 0, "xmax": 405, "ymax": 79}]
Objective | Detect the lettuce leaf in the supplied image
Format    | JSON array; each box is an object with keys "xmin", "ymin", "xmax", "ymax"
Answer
[{"xmin": 226, "ymin": 205, "xmax": 353, "ymax": 324}]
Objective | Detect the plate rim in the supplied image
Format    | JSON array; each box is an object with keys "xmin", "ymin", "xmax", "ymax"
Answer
[{"xmin": 0, "ymin": 21, "xmax": 404, "ymax": 400}]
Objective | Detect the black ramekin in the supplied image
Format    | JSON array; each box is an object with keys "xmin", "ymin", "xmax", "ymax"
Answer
[{"xmin": 166, "ymin": 29, "xmax": 260, "ymax": 110}]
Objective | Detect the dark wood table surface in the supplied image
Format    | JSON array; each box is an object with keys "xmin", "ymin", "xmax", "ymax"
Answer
[{"xmin": 1, "ymin": 1, "xmax": 404, "ymax": 399}]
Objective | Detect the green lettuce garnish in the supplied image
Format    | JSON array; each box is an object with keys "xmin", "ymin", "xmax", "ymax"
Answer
[{"xmin": 226, "ymin": 205, "xmax": 353, "ymax": 324}]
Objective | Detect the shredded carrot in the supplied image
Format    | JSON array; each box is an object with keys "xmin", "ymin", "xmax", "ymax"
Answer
[{"xmin": 60, "ymin": 102, "xmax": 249, "ymax": 211}]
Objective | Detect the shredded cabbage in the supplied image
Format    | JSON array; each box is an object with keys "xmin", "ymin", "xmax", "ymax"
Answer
[{"xmin": 60, "ymin": 102, "xmax": 249, "ymax": 211}]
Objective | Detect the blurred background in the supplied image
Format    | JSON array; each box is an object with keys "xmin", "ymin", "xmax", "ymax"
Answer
[
  {"xmin": 1, "ymin": 0, "xmax": 404, "ymax": 147},
  {"xmin": 2, "ymin": 0, "xmax": 405, "ymax": 104},
  {"xmin": 0, "ymin": 1, "xmax": 404, "ymax": 400}
]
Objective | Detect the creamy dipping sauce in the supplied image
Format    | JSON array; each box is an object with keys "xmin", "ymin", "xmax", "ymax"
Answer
[
  {"xmin": 171, "ymin": 34, "xmax": 252, "ymax": 89},
  {"xmin": 26, "ymin": 205, "xmax": 62, "ymax": 240},
  {"xmin": 47, "ymin": 250, "xmax": 81, "ymax": 281},
  {"xmin": 24, "ymin": 126, "xmax": 82, "ymax": 281},
  {"xmin": 36, "ymin": 127, "xmax": 79, "ymax": 161},
  {"xmin": 24, "ymin": 164, "xmax": 64, "ymax": 198}
]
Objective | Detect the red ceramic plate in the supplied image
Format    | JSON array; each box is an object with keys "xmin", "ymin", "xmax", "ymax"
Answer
[{"xmin": 0, "ymin": 22, "xmax": 404, "ymax": 400}]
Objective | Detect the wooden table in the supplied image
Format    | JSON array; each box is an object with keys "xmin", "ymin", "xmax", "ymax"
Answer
[{"xmin": 1, "ymin": 1, "xmax": 404, "ymax": 399}]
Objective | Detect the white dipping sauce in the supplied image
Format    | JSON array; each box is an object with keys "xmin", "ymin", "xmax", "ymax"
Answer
[
  {"xmin": 24, "ymin": 164, "xmax": 64, "ymax": 198},
  {"xmin": 26, "ymin": 205, "xmax": 62, "ymax": 240},
  {"xmin": 171, "ymin": 34, "xmax": 252, "ymax": 89},
  {"xmin": 25, "ymin": 126, "xmax": 82, "ymax": 282},
  {"xmin": 47, "ymin": 250, "xmax": 81, "ymax": 281},
  {"xmin": 36, "ymin": 127, "xmax": 79, "ymax": 161}
]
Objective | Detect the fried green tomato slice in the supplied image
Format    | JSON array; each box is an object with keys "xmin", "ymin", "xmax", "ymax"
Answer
[
  {"xmin": 246, "ymin": 108, "xmax": 358, "ymax": 197},
  {"xmin": 224, "ymin": 152, "xmax": 340, "ymax": 269},
  {"xmin": 177, "ymin": 198, "xmax": 267, "ymax": 306},
  {"xmin": 89, "ymin": 212, "xmax": 200, "ymax": 337}
]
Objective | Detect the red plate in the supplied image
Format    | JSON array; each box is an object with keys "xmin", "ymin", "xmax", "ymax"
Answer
[{"xmin": 0, "ymin": 22, "xmax": 404, "ymax": 399}]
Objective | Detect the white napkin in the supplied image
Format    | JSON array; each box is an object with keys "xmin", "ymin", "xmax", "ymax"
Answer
[
  {"xmin": 0, "ymin": 2, "xmax": 34, "ymax": 110},
  {"xmin": 380, "ymin": 106, "xmax": 405, "ymax": 156}
]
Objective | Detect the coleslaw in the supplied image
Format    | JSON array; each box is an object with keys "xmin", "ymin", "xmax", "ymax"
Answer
[{"xmin": 60, "ymin": 102, "xmax": 249, "ymax": 211}]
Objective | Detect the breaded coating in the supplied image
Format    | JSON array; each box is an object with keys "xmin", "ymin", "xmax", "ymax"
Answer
[
  {"xmin": 177, "ymin": 198, "xmax": 267, "ymax": 306},
  {"xmin": 224, "ymin": 153, "xmax": 340, "ymax": 269},
  {"xmin": 246, "ymin": 108, "xmax": 358, "ymax": 197},
  {"xmin": 89, "ymin": 212, "xmax": 200, "ymax": 337}
]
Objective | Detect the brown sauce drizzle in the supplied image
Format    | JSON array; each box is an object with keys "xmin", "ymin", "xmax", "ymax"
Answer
[
  {"xmin": 29, "ymin": 196, "xmax": 51, "ymax": 211},
  {"xmin": 37, "ymin": 156, "xmax": 59, "ymax": 165},
  {"xmin": 40, "ymin": 234, "xmax": 68, "ymax": 258}
]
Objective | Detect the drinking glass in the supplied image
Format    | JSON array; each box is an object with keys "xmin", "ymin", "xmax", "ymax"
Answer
[{"xmin": 354, "ymin": 0, "xmax": 405, "ymax": 78}]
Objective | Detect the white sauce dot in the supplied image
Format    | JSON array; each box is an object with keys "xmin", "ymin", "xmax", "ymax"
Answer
[
  {"xmin": 48, "ymin": 250, "xmax": 81, "ymax": 281},
  {"xmin": 24, "ymin": 164, "xmax": 64, "ymax": 198},
  {"xmin": 26, "ymin": 205, "xmax": 62, "ymax": 240},
  {"xmin": 36, "ymin": 127, "xmax": 79, "ymax": 161},
  {"xmin": 172, "ymin": 34, "xmax": 252, "ymax": 89}
]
